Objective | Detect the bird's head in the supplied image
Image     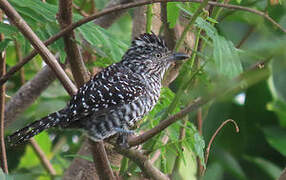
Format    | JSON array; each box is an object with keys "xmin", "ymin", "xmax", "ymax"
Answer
[{"xmin": 121, "ymin": 32, "xmax": 189, "ymax": 78}]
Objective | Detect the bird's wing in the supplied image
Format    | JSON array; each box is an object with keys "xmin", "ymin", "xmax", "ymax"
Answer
[{"xmin": 62, "ymin": 65, "xmax": 146, "ymax": 126}]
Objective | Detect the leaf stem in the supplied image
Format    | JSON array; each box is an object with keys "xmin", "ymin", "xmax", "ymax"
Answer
[
  {"xmin": 175, "ymin": 0, "xmax": 210, "ymax": 51},
  {"xmin": 146, "ymin": 4, "xmax": 153, "ymax": 33}
]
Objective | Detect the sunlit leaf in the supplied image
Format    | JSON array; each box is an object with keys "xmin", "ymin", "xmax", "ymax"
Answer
[{"xmin": 167, "ymin": 2, "xmax": 180, "ymax": 28}]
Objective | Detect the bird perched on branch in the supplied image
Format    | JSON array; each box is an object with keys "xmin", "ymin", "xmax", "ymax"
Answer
[{"xmin": 8, "ymin": 32, "xmax": 188, "ymax": 146}]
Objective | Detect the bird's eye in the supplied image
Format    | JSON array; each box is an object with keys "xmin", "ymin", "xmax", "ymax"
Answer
[{"xmin": 155, "ymin": 53, "xmax": 162, "ymax": 58}]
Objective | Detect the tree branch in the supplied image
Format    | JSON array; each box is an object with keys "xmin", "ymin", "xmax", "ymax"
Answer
[
  {"xmin": 94, "ymin": 0, "xmax": 134, "ymax": 29},
  {"xmin": 116, "ymin": 147, "xmax": 169, "ymax": 180},
  {"xmin": 89, "ymin": 140, "xmax": 115, "ymax": 180},
  {"xmin": 58, "ymin": 0, "xmax": 89, "ymax": 87}
]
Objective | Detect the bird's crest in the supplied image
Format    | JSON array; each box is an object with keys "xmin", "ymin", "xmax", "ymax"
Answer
[{"xmin": 131, "ymin": 32, "xmax": 168, "ymax": 52}]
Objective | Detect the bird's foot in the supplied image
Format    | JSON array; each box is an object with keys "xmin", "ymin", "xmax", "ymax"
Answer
[{"xmin": 114, "ymin": 128, "xmax": 134, "ymax": 148}]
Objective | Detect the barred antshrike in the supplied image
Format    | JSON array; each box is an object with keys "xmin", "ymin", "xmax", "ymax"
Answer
[{"xmin": 8, "ymin": 33, "xmax": 188, "ymax": 146}]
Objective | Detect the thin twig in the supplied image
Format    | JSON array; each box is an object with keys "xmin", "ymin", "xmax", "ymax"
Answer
[
  {"xmin": 116, "ymin": 147, "xmax": 169, "ymax": 180},
  {"xmin": 73, "ymin": 3, "xmax": 89, "ymax": 17},
  {"xmin": 204, "ymin": 119, "xmax": 239, "ymax": 171},
  {"xmin": 236, "ymin": 26, "xmax": 255, "ymax": 49},
  {"xmin": 29, "ymin": 138, "xmax": 57, "ymax": 176},
  {"xmin": 0, "ymin": 0, "xmax": 77, "ymax": 96},
  {"xmin": 197, "ymin": 108, "xmax": 203, "ymax": 135},
  {"xmin": 150, "ymin": 135, "xmax": 169, "ymax": 164},
  {"xmin": 14, "ymin": 40, "xmax": 25, "ymax": 84},
  {"xmin": 0, "ymin": 10, "xmax": 8, "ymax": 174},
  {"xmin": 0, "ymin": 0, "xmax": 285, "ymax": 86}
]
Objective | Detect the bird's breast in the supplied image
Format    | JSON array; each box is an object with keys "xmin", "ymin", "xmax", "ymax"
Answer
[{"xmin": 123, "ymin": 78, "xmax": 161, "ymax": 128}]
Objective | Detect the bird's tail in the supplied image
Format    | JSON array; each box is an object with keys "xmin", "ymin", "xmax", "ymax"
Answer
[{"xmin": 7, "ymin": 108, "xmax": 67, "ymax": 146}]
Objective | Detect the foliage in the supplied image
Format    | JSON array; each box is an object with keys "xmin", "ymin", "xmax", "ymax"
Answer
[{"xmin": 2, "ymin": 0, "xmax": 286, "ymax": 179}]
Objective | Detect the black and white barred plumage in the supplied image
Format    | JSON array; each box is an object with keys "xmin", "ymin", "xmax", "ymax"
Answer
[{"xmin": 8, "ymin": 32, "xmax": 188, "ymax": 146}]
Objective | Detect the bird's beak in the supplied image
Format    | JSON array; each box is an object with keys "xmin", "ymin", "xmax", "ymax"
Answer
[{"xmin": 167, "ymin": 52, "xmax": 189, "ymax": 61}]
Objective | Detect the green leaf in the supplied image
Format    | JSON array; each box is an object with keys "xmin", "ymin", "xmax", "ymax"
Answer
[
  {"xmin": 0, "ymin": 23, "xmax": 18, "ymax": 36},
  {"xmin": 78, "ymin": 23, "xmax": 127, "ymax": 61},
  {"xmin": 172, "ymin": 149, "xmax": 197, "ymax": 180},
  {"xmin": 160, "ymin": 147, "xmax": 168, "ymax": 173},
  {"xmin": 177, "ymin": 4, "xmax": 218, "ymax": 39},
  {"xmin": 167, "ymin": 2, "xmax": 180, "ymax": 28},
  {"xmin": 244, "ymin": 156, "xmax": 282, "ymax": 179},
  {"xmin": 10, "ymin": 3, "xmax": 47, "ymax": 25},
  {"xmin": 212, "ymin": 35, "xmax": 243, "ymax": 79},
  {"xmin": 0, "ymin": 39, "xmax": 12, "ymax": 52},
  {"xmin": 262, "ymin": 127, "xmax": 286, "ymax": 156},
  {"xmin": 10, "ymin": 0, "xmax": 57, "ymax": 22},
  {"xmin": 184, "ymin": 123, "xmax": 205, "ymax": 166},
  {"xmin": 195, "ymin": 17, "xmax": 217, "ymax": 40}
]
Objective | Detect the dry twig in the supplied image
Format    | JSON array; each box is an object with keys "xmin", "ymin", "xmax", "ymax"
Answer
[
  {"xmin": 202, "ymin": 119, "xmax": 239, "ymax": 175},
  {"xmin": 29, "ymin": 138, "xmax": 56, "ymax": 175}
]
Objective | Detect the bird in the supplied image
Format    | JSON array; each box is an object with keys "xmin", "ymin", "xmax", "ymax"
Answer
[{"xmin": 7, "ymin": 32, "xmax": 189, "ymax": 146}]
